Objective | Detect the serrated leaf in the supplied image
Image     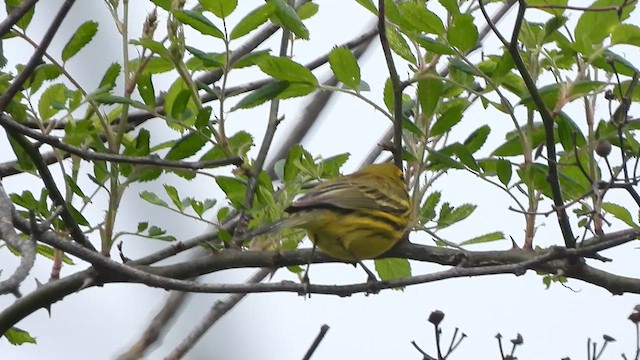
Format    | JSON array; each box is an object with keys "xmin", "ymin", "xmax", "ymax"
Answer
[
  {"xmin": 464, "ymin": 125, "xmax": 490, "ymax": 154},
  {"xmin": 459, "ymin": 232, "xmax": 505, "ymax": 246},
  {"xmin": 5, "ymin": 0, "xmax": 35, "ymax": 31},
  {"xmin": 38, "ymin": 83, "xmax": 67, "ymax": 121},
  {"xmin": 98, "ymin": 62, "xmax": 121, "ymax": 92},
  {"xmin": 574, "ymin": 0, "xmax": 635, "ymax": 54},
  {"xmin": 230, "ymin": 3, "xmax": 276, "ymax": 39},
  {"xmin": 420, "ymin": 191, "xmax": 441, "ymax": 222},
  {"xmin": 34, "ymin": 244, "xmax": 73, "ymax": 264},
  {"xmin": 386, "ymin": 26, "xmax": 415, "ymax": 64},
  {"xmin": 374, "ymin": 258, "xmax": 411, "ymax": 282},
  {"xmin": 173, "ymin": 9, "xmax": 224, "ymax": 38},
  {"xmin": 257, "ymin": 55, "xmax": 318, "ymax": 85},
  {"xmin": 269, "ymin": 0, "xmax": 309, "ymax": 39},
  {"xmin": 140, "ymin": 191, "xmax": 169, "ymax": 207},
  {"xmin": 611, "ymin": 23, "xmax": 640, "ymax": 46},
  {"xmin": 496, "ymin": 158, "xmax": 512, "ymax": 186},
  {"xmin": 448, "ymin": 13, "xmax": 477, "ymax": 52},
  {"xmin": 297, "ymin": 2, "xmax": 318, "ymax": 19},
  {"xmin": 137, "ymin": 222, "xmax": 149, "ymax": 232},
  {"xmin": 216, "ymin": 176, "xmax": 247, "ymax": 208},
  {"xmin": 397, "ymin": 1, "xmax": 444, "ymax": 35},
  {"xmin": 67, "ymin": 204, "xmax": 90, "ymax": 226},
  {"xmin": 231, "ymin": 81, "xmax": 289, "ymax": 110},
  {"xmin": 3, "ymin": 327, "xmax": 36, "ymax": 345},
  {"xmin": 165, "ymin": 132, "xmax": 208, "ymax": 161},
  {"xmin": 602, "ymin": 202, "xmax": 640, "ymax": 229},
  {"xmin": 430, "ymin": 102, "xmax": 465, "ymax": 136},
  {"xmin": 137, "ymin": 73, "xmax": 155, "ymax": 106},
  {"xmin": 328, "ymin": 47, "xmax": 360, "ymax": 89},
  {"xmin": 61, "ymin": 21, "xmax": 98, "ymax": 62},
  {"xmin": 163, "ymin": 184, "xmax": 182, "ymax": 211},
  {"xmin": 200, "ymin": 0, "xmax": 237, "ymax": 18},
  {"xmin": 438, "ymin": 203, "xmax": 476, "ymax": 228},
  {"xmin": 417, "ymin": 74, "xmax": 443, "ymax": 119}
]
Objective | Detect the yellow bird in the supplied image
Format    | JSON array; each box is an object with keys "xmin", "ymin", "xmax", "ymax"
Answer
[{"xmin": 251, "ymin": 163, "xmax": 411, "ymax": 281}]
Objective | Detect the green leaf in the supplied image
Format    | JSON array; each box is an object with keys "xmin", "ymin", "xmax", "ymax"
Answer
[
  {"xmin": 38, "ymin": 83, "xmax": 67, "ymax": 121},
  {"xmin": 328, "ymin": 46, "xmax": 360, "ymax": 89},
  {"xmin": 463, "ymin": 125, "xmax": 490, "ymax": 154},
  {"xmin": 374, "ymin": 258, "xmax": 411, "ymax": 282},
  {"xmin": 414, "ymin": 35, "xmax": 456, "ymax": 55},
  {"xmin": 269, "ymin": 0, "xmax": 309, "ymax": 40},
  {"xmin": 61, "ymin": 21, "xmax": 98, "ymax": 62},
  {"xmin": 98, "ymin": 62, "xmax": 121, "ymax": 92},
  {"xmin": 427, "ymin": 150, "xmax": 465, "ymax": 170},
  {"xmin": 420, "ymin": 191, "xmax": 441, "ymax": 222},
  {"xmin": 527, "ymin": 0, "xmax": 567, "ymax": 15},
  {"xmin": 602, "ymin": 202, "xmax": 640, "ymax": 229},
  {"xmin": 459, "ymin": 232, "xmax": 505, "ymax": 246},
  {"xmin": 386, "ymin": 26, "xmax": 416, "ymax": 64},
  {"xmin": 137, "ymin": 222, "xmax": 149, "ymax": 232},
  {"xmin": 257, "ymin": 55, "xmax": 318, "ymax": 85},
  {"xmin": 397, "ymin": 1, "xmax": 444, "ymax": 35},
  {"xmin": 165, "ymin": 132, "xmax": 208, "ymax": 161},
  {"xmin": 147, "ymin": 225, "xmax": 176, "ymax": 241},
  {"xmin": 150, "ymin": 0, "xmax": 170, "ymax": 11},
  {"xmin": 437, "ymin": 203, "xmax": 476, "ymax": 228},
  {"xmin": 448, "ymin": 13, "xmax": 477, "ymax": 52},
  {"xmin": 67, "ymin": 204, "xmax": 90, "ymax": 226},
  {"xmin": 200, "ymin": 0, "xmax": 237, "ymax": 18},
  {"xmin": 320, "ymin": 153, "xmax": 349, "ymax": 178},
  {"xmin": 173, "ymin": 9, "xmax": 224, "ymax": 38},
  {"xmin": 5, "ymin": 0, "xmax": 35, "ymax": 31},
  {"xmin": 230, "ymin": 3, "xmax": 276, "ymax": 39},
  {"xmin": 216, "ymin": 176, "xmax": 247, "ymax": 208},
  {"xmin": 438, "ymin": 0, "xmax": 459, "ymax": 14},
  {"xmin": 492, "ymin": 123, "xmax": 547, "ymax": 157},
  {"xmin": 201, "ymin": 130, "xmax": 254, "ymax": 160},
  {"xmin": 496, "ymin": 158, "xmax": 512, "ymax": 186},
  {"xmin": 27, "ymin": 64, "xmax": 61, "ymax": 93},
  {"xmin": 417, "ymin": 74, "xmax": 443, "ymax": 119},
  {"xmin": 164, "ymin": 184, "xmax": 182, "ymax": 211},
  {"xmin": 185, "ymin": 46, "xmax": 224, "ymax": 68},
  {"xmin": 3, "ymin": 327, "xmax": 36, "ymax": 345},
  {"xmin": 231, "ymin": 81, "xmax": 289, "ymax": 110},
  {"xmin": 430, "ymin": 101, "xmax": 465, "ymax": 136},
  {"xmin": 130, "ymin": 39, "xmax": 172, "ymax": 60},
  {"xmin": 611, "ymin": 23, "xmax": 640, "ymax": 46},
  {"xmin": 137, "ymin": 73, "xmax": 155, "ymax": 106},
  {"xmin": 590, "ymin": 49, "xmax": 639, "ymax": 76},
  {"xmin": 354, "ymin": 0, "xmax": 377, "ymax": 14},
  {"xmin": 164, "ymin": 79, "xmax": 196, "ymax": 127},
  {"xmin": 574, "ymin": 0, "xmax": 635, "ymax": 54},
  {"xmin": 140, "ymin": 191, "xmax": 169, "ymax": 207},
  {"xmin": 297, "ymin": 2, "xmax": 319, "ymax": 19},
  {"xmin": 36, "ymin": 244, "xmax": 74, "ymax": 264},
  {"xmin": 519, "ymin": 80, "xmax": 606, "ymax": 110}
]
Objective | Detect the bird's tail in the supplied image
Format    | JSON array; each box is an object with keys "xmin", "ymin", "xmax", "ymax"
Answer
[{"xmin": 238, "ymin": 214, "xmax": 308, "ymax": 245}]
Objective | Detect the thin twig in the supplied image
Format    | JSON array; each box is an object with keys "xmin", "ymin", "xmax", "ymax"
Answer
[
  {"xmin": 302, "ymin": 324, "xmax": 330, "ymax": 360},
  {"xmin": 164, "ymin": 268, "xmax": 271, "ymax": 360}
]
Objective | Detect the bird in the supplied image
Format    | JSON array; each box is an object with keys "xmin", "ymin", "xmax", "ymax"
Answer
[{"xmin": 247, "ymin": 162, "xmax": 411, "ymax": 284}]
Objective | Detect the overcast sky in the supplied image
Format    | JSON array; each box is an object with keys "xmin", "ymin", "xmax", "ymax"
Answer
[{"xmin": 2, "ymin": 1, "xmax": 640, "ymax": 359}]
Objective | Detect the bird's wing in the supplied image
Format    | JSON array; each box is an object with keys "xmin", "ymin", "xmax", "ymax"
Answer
[{"xmin": 288, "ymin": 179, "xmax": 405, "ymax": 213}]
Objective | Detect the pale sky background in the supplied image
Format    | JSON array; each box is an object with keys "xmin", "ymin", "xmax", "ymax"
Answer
[{"xmin": 2, "ymin": 1, "xmax": 640, "ymax": 359}]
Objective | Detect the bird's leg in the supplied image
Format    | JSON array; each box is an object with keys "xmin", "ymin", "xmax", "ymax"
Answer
[
  {"xmin": 301, "ymin": 243, "xmax": 317, "ymax": 298},
  {"xmin": 340, "ymin": 245, "xmax": 380, "ymax": 294}
]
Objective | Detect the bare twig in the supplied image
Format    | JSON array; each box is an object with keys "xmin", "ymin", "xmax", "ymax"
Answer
[
  {"xmin": 164, "ymin": 268, "xmax": 271, "ymax": 360},
  {"xmin": 302, "ymin": 324, "xmax": 330, "ymax": 360}
]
